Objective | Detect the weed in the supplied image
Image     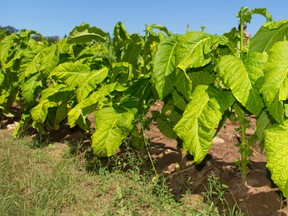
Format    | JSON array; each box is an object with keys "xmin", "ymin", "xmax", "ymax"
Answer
[{"xmin": 202, "ymin": 172, "xmax": 244, "ymax": 216}]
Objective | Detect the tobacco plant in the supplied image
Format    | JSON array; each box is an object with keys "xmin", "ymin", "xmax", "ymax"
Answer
[{"xmin": 152, "ymin": 6, "xmax": 288, "ymax": 195}]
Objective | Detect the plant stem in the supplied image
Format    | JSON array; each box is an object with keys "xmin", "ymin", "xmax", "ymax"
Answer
[
  {"xmin": 234, "ymin": 104, "xmax": 248, "ymax": 182},
  {"xmin": 240, "ymin": 23, "xmax": 245, "ymax": 57},
  {"xmin": 239, "ymin": 110, "xmax": 248, "ymax": 182},
  {"xmin": 140, "ymin": 115, "xmax": 158, "ymax": 179}
]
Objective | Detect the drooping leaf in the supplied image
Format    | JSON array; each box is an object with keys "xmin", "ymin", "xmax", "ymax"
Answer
[
  {"xmin": 67, "ymin": 23, "xmax": 108, "ymax": 44},
  {"xmin": 113, "ymin": 22, "xmax": 130, "ymax": 46},
  {"xmin": 68, "ymin": 83, "xmax": 117, "ymax": 130},
  {"xmin": 264, "ymin": 121, "xmax": 288, "ymax": 198},
  {"xmin": 54, "ymin": 103, "xmax": 68, "ymax": 130},
  {"xmin": 119, "ymin": 76, "xmax": 152, "ymax": 111},
  {"xmin": 13, "ymin": 113, "xmax": 31, "ymax": 137},
  {"xmin": 0, "ymin": 34, "xmax": 20, "ymax": 67},
  {"xmin": 176, "ymin": 32, "xmax": 218, "ymax": 71},
  {"xmin": 31, "ymin": 84, "xmax": 74, "ymax": 124},
  {"xmin": 260, "ymin": 41, "xmax": 288, "ymax": 124},
  {"xmin": 157, "ymin": 116, "xmax": 178, "ymax": 139},
  {"xmin": 174, "ymin": 85, "xmax": 234, "ymax": 163},
  {"xmin": 75, "ymin": 67, "xmax": 109, "ymax": 101},
  {"xmin": 20, "ymin": 73, "xmax": 43, "ymax": 105},
  {"xmin": 174, "ymin": 70, "xmax": 192, "ymax": 101},
  {"xmin": 120, "ymin": 34, "xmax": 143, "ymax": 68},
  {"xmin": 30, "ymin": 99, "xmax": 50, "ymax": 124},
  {"xmin": 250, "ymin": 20, "xmax": 288, "ymax": 53},
  {"xmin": 216, "ymin": 54, "xmax": 265, "ymax": 116},
  {"xmin": 256, "ymin": 110, "xmax": 273, "ymax": 148},
  {"xmin": 152, "ymin": 32, "xmax": 219, "ymax": 99},
  {"xmin": 50, "ymin": 62, "xmax": 91, "ymax": 88},
  {"xmin": 172, "ymin": 90, "xmax": 187, "ymax": 112},
  {"xmin": 18, "ymin": 44, "xmax": 45, "ymax": 80},
  {"xmin": 236, "ymin": 7, "xmax": 272, "ymax": 25},
  {"xmin": 152, "ymin": 35, "xmax": 177, "ymax": 99},
  {"xmin": 40, "ymin": 84, "xmax": 74, "ymax": 102},
  {"xmin": 20, "ymin": 44, "xmax": 59, "ymax": 79},
  {"xmin": 109, "ymin": 62, "xmax": 132, "ymax": 84},
  {"xmin": 188, "ymin": 68, "xmax": 215, "ymax": 91},
  {"xmin": 91, "ymin": 107, "xmax": 136, "ymax": 157},
  {"xmin": 145, "ymin": 24, "xmax": 171, "ymax": 37}
]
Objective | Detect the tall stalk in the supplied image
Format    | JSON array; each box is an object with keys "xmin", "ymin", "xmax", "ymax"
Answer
[
  {"xmin": 234, "ymin": 104, "xmax": 249, "ymax": 181},
  {"xmin": 237, "ymin": 19, "xmax": 249, "ymax": 182}
]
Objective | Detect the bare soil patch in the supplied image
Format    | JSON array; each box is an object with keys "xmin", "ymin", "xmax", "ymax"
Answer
[{"xmin": 147, "ymin": 109, "xmax": 288, "ymax": 216}]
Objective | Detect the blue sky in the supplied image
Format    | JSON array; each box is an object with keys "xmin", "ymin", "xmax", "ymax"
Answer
[{"xmin": 0, "ymin": 0, "xmax": 287, "ymax": 37}]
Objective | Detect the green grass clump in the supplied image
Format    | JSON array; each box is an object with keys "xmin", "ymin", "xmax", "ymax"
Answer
[
  {"xmin": 0, "ymin": 131, "xmax": 244, "ymax": 216},
  {"xmin": 0, "ymin": 132, "xmax": 194, "ymax": 216}
]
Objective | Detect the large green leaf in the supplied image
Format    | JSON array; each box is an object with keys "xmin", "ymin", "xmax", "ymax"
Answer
[
  {"xmin": 68, "ymin": 83, "xmax": 117, "ymax": 130},
  {"xmin": 152, "ymin": 32, "xmax": 219, "ymax": 99},
  {"xmin": 20, "ymin": 73, "xmax": 43, "ymax": 105},
  {"xmin": 0, "ymin": 30, "xmax": 43, "ymax": 69},
  {"xmin": 30, "ymin": 99, "xmax": 50, "ymax": 124},
  {"xmin": 260, "ymin": 41, "xmax": 288, "ymax": 124},
  {"xmin": 31, "ymin": 84, "xmax": 74, "ymax": 124},
  {"xmin": 50, "ymin": 62, "xmax": 91, "ymax": 88},
  {"xmin": 50, "ymin": 63, "xmax": 108, "ymax": 100},
  {"xmin": 216, "ymin": 53, "xmax": 266, "ymax": 116},
  {"xmin": 91, "ymin": 107, "xmax": 135, "ymax": 157},
  {"xmin": 20, "ymin": 44, "xmax": 59, "ymax": 79},
  {"xmin": 0, "ymin": 34, "xmax": 20, "ymax": 67},
  {"xmin": 119, "ymin": 76, "xmax": 152, "ymax": 111},
  {"xmin": 174, "ymin": 85, "xmax": 234, "ymax": 163},
  {"xmin": 188, "ymin": 68, "xmax": 215, "ymax": 92},
  {"xmin": 54, "ymin": 103, "xmax": 68, "ymax": 130},
  {"xmin": 172, "ymin": 90, "xmax": 187, "ymax": 112},
  {"xmin": 177, "ymin": 32, "xmax": 218, "ymax": 71},
  {"xmin": 152, "ymin": 35, "xmax": 177, "ymax": 99},
  {"xmin": 109, "ymin": 62, "xmax": 132, "ymax": 84},
  {"xmin": 113, "ymin": 22, "xmax": 130, "ymax": 46},
  {"xmin": 75, "ymin": 67, "xmax": 109, "ymax": 101},
  {"xmin": 174, "ymin": 70, "xmax": 192, "ymax": 101},
  {"xmin": 67, "ymin": 23, "xmax": 108, "ymax": 44},
  {"xmin": 120, "ymin": 34, "xmax": 143, "ymax": 68},
  {"xmin": 250, "ymin": 20, "xmax": 288, "ymax": 53},
  {"xmin": 264, "ymin": 121, "xmax": 288, "ymax": 198}
]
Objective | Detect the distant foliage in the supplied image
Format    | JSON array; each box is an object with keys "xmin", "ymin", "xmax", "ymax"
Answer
[{"xmin": 0, "ymin": 25, "xmax": 18, "ymax": 40}]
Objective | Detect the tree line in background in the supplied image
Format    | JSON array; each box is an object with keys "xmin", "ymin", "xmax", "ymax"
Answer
[{"xmin": 0, "ymin": 25, "xmax": 60, "ymax": 43}]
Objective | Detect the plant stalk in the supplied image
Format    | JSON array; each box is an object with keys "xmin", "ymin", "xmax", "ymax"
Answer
[
  {"xmin": 234, "ymin": 104, "xmax": 248, "ymax": 182},
  {"xmin": 239, "ymin": 109, "xmax": 248, "ymax": 182},
  {"xmin": 140, "ymin": 115, "xmax": 158, "ymax": 179}
]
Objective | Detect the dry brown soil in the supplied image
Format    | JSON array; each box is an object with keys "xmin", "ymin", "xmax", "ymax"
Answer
[{"xmin": 146, "ymin": 102, "xmax": 288, "ymax": 216}]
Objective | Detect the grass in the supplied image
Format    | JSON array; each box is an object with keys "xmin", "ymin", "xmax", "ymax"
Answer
[{"xmin": 0, "ymin": 130, "xmax": 244, "ymax": 216}]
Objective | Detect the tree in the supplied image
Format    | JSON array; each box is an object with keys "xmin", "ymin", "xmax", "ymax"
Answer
[{"xmin": 0, "ymin": 25, "xmax": 19, "ymax": 40}]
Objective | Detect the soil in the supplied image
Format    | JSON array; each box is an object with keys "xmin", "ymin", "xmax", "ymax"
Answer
[
  {"xmin": 1, "ymin": 103, "xmax": 288, "ymax": 216},
  {"xmin": 146, "ymin": 101, "xmax": 288, "ymax": 216}
]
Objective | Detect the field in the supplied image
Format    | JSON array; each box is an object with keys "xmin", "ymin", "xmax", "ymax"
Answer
[{"xmin": 1, "ymin": 6, "xmax": 288, "ymax": 216}]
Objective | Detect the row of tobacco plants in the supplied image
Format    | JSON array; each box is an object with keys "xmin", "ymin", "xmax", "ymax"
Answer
[{"xmin": 0, "ymin": 7, "xmax": 288, "ymax": 198}]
